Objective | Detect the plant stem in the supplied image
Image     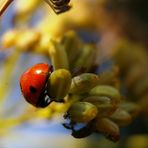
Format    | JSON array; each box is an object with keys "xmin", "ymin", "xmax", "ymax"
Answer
[{"xmin": 0, "ymin": 0, "xmax": 13, "ymax": 16}]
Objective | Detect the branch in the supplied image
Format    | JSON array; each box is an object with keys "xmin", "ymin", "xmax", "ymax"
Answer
[{"xmin": 0, "ymin": 0, "xmax": 13, "ymax": 16}]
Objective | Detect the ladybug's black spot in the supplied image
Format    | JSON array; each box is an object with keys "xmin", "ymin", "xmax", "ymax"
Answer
[{"xmin": 29, "ymin": 86, "xmax": 37, "ymax": 93}]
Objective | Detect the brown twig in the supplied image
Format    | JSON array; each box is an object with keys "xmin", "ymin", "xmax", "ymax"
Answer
[{"xmin": 0, "ymin": 0, "xmax": 13, "ymax": 16}]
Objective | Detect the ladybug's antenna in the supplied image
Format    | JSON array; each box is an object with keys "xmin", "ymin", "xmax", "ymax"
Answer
[{"xmin": 0, "ymin": 0, "xmax": 14, "ymax": 16}]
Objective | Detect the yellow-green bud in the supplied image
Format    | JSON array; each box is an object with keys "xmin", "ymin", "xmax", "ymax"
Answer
[
  {"xmin": 96, "ymin": 118, "xmax": 120, "ymax": 142},
  {"xmin": 83, "ymin": 96, "xmax": 116, "ymax": 117},
  {"xmin": 49, "ymin": 39, "xmax": 69, "ymax": 70},
  {"xmin": 2, "ymin": 30, "xmax": 18, "ymax": 48},
  {"xmin": 47, "ymin": 69, "xmax": 72, "ymax": 102},
  {"xmin": 110, "ymin": 109, "xmax": 132, "ymax": 126},
  {"xmin": 68, "ymin": 102, "xmax": 98, "ymax": 123},
  {"xmin": 60, "ymin": 31, "xmax": 83, "ymax": 66},
  {"xmin": 120, "ymin": 101, "xmax": 141, "ymax": 118},
  {"xmin": 98, "ymin": 66, "xmax": 120, "ymax": 88},
  {"xmin": 89, "ymin": 85, "xmax": 120, "ymax": 108},
  {"xmin": 72, "ymin": 44, "xmax": 97, "ymax": 72},
  {"xmin": 16, "ymin": 30, "xmax": 41, "ymax": 50},
  {"xmin": 132, "ymin": 76, "xmax": 148, "ymax": 97},
  {"xmin": 69, "ymin": 73, "xmax": 99, "ymax": 94}
]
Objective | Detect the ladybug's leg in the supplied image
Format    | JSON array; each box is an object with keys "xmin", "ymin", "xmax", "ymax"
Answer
[{"xmin": 37, "ymin": 90, "xmax": 52, "ymax": 108}]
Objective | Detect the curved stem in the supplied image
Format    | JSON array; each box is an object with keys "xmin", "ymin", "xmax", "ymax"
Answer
[{"xmin": 0, "ymin": 0, "xmax": 14, "ymax": 16}]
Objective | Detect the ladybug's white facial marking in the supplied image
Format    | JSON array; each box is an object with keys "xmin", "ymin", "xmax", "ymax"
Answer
[{"xmin": 44, "ymin": 95, "xmax": 51, "ymax": 104}]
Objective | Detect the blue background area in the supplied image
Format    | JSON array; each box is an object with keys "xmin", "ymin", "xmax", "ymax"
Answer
[{"xmin": 0, "ymin": 3, "xmax": 74, "ymax": 147}]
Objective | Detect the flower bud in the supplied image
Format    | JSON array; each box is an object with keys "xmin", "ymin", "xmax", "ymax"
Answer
[
  {"xmin": 16, "ymin": 30, "xmax": 41, "ymax": 50},
  {"xmin": 68, "ymin": 102, "xmax": 98, "ymax": 122},
  {"xmin": 120, "ymin": 101, "xmax": 141, "ymax": 118},
  {"xmin": 47, "ymin": 69, "xmax": 72, "ymax": 102},
  {"xmin": 60, "ymin": 31, "xmax": 83, "ymax": 66},
  {"xmin": 49, "ymin": 39, "xmax": 69, "ymax": 70},
  {"xmin": 98, "ymin": 66, "xmax": 120, "ymax": 88},
  {"xmin": 69, "ymin": 73, "xmax": 99, "ymax": 94},
  {"xmin": 110, "ymin": 109, "xmax": 132, "ymax": 126},
  {"xmin": 2, "ymin": 30, "xmax": 18, "ymax": 48},
  {"xmin": 72, "ymin": 44, "xmax": 97, "ymax": 72},
  {"xmin": 96, "ymin": 118, "xmax": 120, "ymax": 142},
  {"xmin": 132, "ymin": 76, "xmax": 148, "ymax": 97},
  {"xmin": 89, "ymin": 85, "xmax": 120, "ymax": 108},
  {"xmin": 83, "ymin": 96, "xmax": 116, "ymax": 117}
]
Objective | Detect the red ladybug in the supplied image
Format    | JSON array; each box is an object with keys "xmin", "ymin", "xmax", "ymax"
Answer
[{"xmin": 20, "ymin": 63, "xmax": 53, "ymax": 107}]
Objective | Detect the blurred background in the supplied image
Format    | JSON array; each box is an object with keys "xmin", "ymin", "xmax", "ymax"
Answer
[{"xmin": 0, "ymin": 0, "xmax": 148, "ymax": 147}]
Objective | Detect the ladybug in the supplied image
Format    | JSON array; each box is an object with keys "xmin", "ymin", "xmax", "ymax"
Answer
[{"xmin": 20, "ymin": 63, "xmax": 53, "ymax": 107}]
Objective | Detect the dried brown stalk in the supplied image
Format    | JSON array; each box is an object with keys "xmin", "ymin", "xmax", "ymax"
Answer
[{"xmin": 0, "ymin": 0, "xmax": 13, "ymax": 16}]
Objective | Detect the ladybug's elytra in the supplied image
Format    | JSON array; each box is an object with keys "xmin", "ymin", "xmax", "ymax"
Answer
[{"xmin": 20, "ymin": 63, "xmax": 53, "ymax": 107}]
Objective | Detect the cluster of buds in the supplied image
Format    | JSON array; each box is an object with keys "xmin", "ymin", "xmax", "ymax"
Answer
[
  {"xmin": 20, "ymin": 63, "xmax": 124, "ymax": 142},
  {"xmin": 62, "ymin": 68, "xmax": 138, "ymax": 141},
  {"xmin": 1, "ymin": 30, "xmax": 98, "ymax": 73},
  {"xmin": 1, "ymin": 28, "xmax": 143, "ymax": 141},
  {"xmin": 113, "ymin": 40, "xmax": 148, "ymax": 115},
  {"xmin": 1, "ymin": 0, "xmax": 146, "ymax": 143},
  {"xmin": 13, "ymin": 31, "xmax": 140, "ymax": 142}
]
